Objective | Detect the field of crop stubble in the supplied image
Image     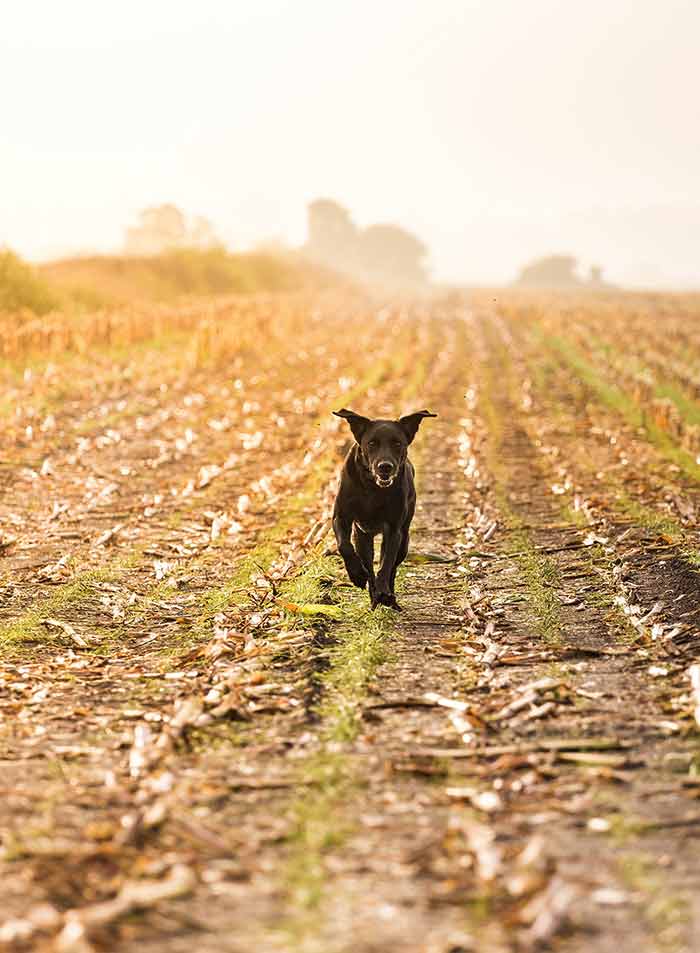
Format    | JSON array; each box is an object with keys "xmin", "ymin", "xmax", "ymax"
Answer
[{"xmin": 1, "ymin": 287, "xmax": 700, "ymax": 953}]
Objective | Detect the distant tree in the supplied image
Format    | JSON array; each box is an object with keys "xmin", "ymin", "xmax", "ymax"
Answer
[
  {"xmin": 306, "ymin": 199, "xmax": 359, "ymax": 270},
  {"xmin": 305, "ymin": 198, "xmax": 429, "ymax": 287},
  {"xmin": 188, "ymin": 215, "xmax": 220, "ymax": 249},
  {"xmin": 359, "ymin": 223, "xmax": 428, "ymax": 286},
  {"xmin": 125, "ymin": 205, "xmax": 220, "ymax": 256},
  {"xmin": 516, "ymin": 255, "xmax": 581, "ymax": 287}
]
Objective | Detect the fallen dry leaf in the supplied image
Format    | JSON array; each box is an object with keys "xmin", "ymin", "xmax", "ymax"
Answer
[{"xmin": 41, "ymin": 618, "xmax": 89, "ymax": 648}]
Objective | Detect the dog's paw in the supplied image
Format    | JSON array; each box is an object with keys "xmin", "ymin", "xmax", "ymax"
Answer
[
  {"xmin": 371, "ymin": 588, "xmax": 401, "ymax": 611},
  {"xmin": 346, "ymin": 562, "xmax": 368, "ymax": 589}
]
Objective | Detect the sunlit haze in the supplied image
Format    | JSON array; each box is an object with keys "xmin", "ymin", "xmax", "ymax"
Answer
[{"xmin": 3, "ymin": 0, "xmax": 699, "ymax": 287}]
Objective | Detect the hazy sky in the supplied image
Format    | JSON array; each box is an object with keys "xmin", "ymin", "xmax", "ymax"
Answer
[{"xmin": 3, "ymin": 0, "xmax": 699, "ymax": 286}]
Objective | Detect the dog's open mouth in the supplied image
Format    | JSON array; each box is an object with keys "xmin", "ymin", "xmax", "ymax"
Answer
[{"xmin": 374, "ymin": 475, "xmax": 395, "ymax": 488}]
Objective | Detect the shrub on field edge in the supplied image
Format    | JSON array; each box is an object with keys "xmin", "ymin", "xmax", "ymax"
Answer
[
  {"xmin": 42, "ymin": 247, "xmax": 329, "ymax": 304},
  {"xmin": 150, "ymin": 247, "xmax": 301, "ymax": 295},
  {"xmin": 0, "ymin": 249, "xmax": 61, "ymax": 315}
]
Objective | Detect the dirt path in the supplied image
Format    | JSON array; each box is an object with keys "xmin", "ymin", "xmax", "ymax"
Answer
[{"xmin": 1, "ymin": 296, "xmax": 699, "ymax": 952}]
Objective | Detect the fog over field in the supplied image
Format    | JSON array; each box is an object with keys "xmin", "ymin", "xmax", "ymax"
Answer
[
  {"xmin": 5, "ymin": 5, "xmax": 700, "ymax": 948},
  {"xmin": 2, "ymin": 0, "xmax": 699, "ymax": 287}
]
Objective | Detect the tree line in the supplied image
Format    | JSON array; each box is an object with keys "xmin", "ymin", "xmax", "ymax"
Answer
[{"xmin": 304, "ymin": 199, "xmax": 428, "ymax": 289}]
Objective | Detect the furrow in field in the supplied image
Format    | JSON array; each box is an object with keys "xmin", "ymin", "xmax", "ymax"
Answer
[
  {"xmin": 499, "ymin": 294, "xmax": 700, "ymax": 481},
  {"xmin": 432, "ymin": 308, "xmax": 699, "ymax": 952},
  {"xmin": 492, "ymin": 311, "xmax": 700, "ymax": 656},
  {"xmin": 257, "ymin": 316, "xmax": 480, "ymax": 953}
]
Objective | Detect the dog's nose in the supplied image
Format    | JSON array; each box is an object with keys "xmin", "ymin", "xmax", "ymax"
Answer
[{"xmin": 377, "ymin": 462, "xmax": 393, "ymax": 476}]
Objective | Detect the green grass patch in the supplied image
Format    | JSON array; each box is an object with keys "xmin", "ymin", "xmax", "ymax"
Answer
[
  {"xmin": 618, "ymin": 853, "xmax": 690, "ymax": 950},
  {"xmin": 585, "ymin": 332, "xmax": 700, "ymax": 430},
  {"xmin": 316, "ymin": 591, "xmax": 392, "ymax": 742},
  {"xmin": 543, "ymin": 334, "xmax": 700, "ymax": 482},
  {"xmin": 616, "ymin": 495, "xmax": 685, "ymax": 542},
  {"xmin": 0, "ymin": 568, "xmax": 121, "ymax": 646},
  {"xmin": 279, "ymin": 548, "xmax": 396, "ymax": 934},
  {"xmin": 475, "ymin": 325, "xmax": 565, "ymax": 645},
  {"xmin": 268, "ymin": 458, "xmax": 406, "ymax": 931},
  {"xmin": 654, "ymin": 378, "xmax": 700, "ymax": 428},
  {"xmin": 284, "ymin": 752, "xmax": 353, "ymax": 915},
  {"xmin": 509, "ymin": 531, "xmax": 563, "ymax": 645},
  {"xmin": 0, "ymin": 544, "xmax": 146, "ymax": 652},
  {"xmin": 279, "ymin": 544, "xmax": 396, "ymax": 743}
]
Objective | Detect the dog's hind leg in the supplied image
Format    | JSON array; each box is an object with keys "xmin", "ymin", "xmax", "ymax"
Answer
[
  {"xmin": 375, "ymin": 527, "xmax": 403, "ymax": 611},
  {"xmin": 389, "ymin": 528, "xmax": 410, "ymax": 597}
]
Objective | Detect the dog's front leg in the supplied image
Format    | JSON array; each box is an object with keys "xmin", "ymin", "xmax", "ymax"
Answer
[
  {"xmin": 353, "ymin": 527, "xmax": 376, "ymax": 601},
  {"xmin": 373, "ymin": 526, "xmax": 402, "ymax": 611},
  {"xmin": 333, "ymin": 511, "xmax": 368, "ymax": 589}
]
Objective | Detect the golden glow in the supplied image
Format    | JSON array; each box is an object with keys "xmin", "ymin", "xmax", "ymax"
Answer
[{"xmin": 2, "ymin": 0, "xmax": 698, "ymax": 287}]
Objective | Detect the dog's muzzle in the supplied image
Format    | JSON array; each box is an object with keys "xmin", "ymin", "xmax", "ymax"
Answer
[{"xmin": 374, "ymin": 462, "xmax": 396, "ymax": 488}]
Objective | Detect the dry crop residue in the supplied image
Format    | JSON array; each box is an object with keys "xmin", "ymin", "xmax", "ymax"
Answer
[{"xmin": 1, "ymin": 289, "xmax": 700, "ymax": 952}]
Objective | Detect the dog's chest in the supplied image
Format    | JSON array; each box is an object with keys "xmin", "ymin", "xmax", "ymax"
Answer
[
  {"xmin": 354, "ymin": 518, "xmax": 383, "ymax": 535},
  {"xmin": 350, "ymin": 492, "xmax": 401, "ymax": 535}
]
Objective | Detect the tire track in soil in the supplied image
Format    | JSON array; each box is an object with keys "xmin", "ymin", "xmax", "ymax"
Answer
[{"xmin": 261, "ymin": 318, "xmax": 477, "ymax": 953}]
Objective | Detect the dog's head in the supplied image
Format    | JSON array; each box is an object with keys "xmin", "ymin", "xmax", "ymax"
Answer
[{"xmin": 333, "ymin": 408, "xmax": 437, "ymax": 488}]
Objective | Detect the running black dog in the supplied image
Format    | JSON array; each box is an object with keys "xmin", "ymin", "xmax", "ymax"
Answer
[{"xmin": 332, "ymin": 408, "xmax": 436, "ymax": 610}]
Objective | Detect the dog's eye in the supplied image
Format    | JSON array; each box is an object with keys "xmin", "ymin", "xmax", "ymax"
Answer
[
  {"xmin": 367, "ymin": 440, "xmax": 377, "ymax": 448},
  {"xmin": 392, "ymin": 440, "xmax": 402, "ymax": 448}
]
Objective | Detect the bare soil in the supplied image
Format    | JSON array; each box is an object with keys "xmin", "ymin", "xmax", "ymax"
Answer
[{"xmin": 1, "ymin": 294, "xmax": 699, "ymax": 953}]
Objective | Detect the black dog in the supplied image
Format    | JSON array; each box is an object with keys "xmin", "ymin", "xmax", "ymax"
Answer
[{"xmin": 332, "ymin": 408, "xmax": 436, "ymax": 610}]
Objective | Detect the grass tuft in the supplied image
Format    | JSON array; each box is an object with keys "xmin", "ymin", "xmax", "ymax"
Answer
[
  {"xmin": 509, "ymin": 532, "xmax": 563, "ymax": 645},
  {"xmin": 0, "ymin": 568, "xmax": 121, "ymax": 646}
]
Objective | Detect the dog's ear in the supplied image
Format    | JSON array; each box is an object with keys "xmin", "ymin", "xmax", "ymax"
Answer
[
  {"xmin": 398, "ymin": 409, "xmax": 437, "ymax": 444},
  {"xmin": 333, "ymin": 408, "xmax": 371, "ymax": 443}
]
